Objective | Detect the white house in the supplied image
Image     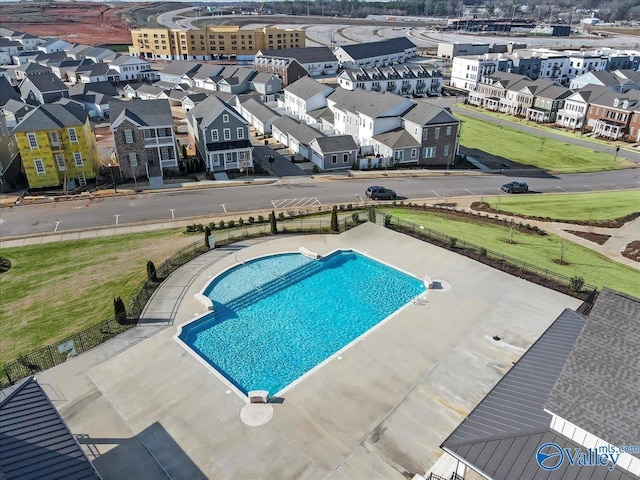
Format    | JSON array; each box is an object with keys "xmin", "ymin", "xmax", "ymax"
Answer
[
  {"xmin": 109, "ymin": 55, "xmax": 156, "ymax": 82},
  {"xmin": 282, "ymin": 76, "xmax": 334, "ymax": 118},
  {"xmin": 338, "ymin": 64, "xmax": 443, "ymax": 97},
  {"xmin": 555, "ymin": 85, "xmax": 610, "ymax": 130},
  {"xmin": 239, "ymin": 97, "xmax": 280, "ymax": 135},
  {"xmin": 333, "ymin": 38, "xmax": 417, "ymax": 69},
  {"xmin": 36, "ymin": 39, "xmax": 73, "ymax": 54},
  {"xmin": 450, "ymin": 54, "xmax": 513, "ymax": 92}
]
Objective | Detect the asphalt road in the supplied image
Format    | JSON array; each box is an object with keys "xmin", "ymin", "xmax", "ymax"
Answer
[{"xmin": 2, "ymin": 170, "xmax": 638, "ymax": 238}]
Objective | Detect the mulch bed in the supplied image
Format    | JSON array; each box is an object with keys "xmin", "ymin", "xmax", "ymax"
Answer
[
  {"xmin": 564, "ymin": 230, "xmax": 611, "ymax": 245},
  {"xmin": 471, "ymin": 202, "xmax": 640, "ymax": 228},
  {"xmin": 621, "ymin": 241, "xmax": 640, "ymax": 262}
]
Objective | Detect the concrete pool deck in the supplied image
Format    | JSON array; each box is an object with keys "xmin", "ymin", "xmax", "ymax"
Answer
[{"xmin": 37, "ymin": 222, "xmax": 582, "ymax": 479}]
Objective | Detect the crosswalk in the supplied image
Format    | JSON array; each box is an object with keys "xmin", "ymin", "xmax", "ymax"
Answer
[{"xmin": 271, "ymin": 197, "xmax": 322, "ymax": 209}]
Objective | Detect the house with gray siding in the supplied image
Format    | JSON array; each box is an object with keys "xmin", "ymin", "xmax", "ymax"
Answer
[
  {"xmin": 187, "ymin": 95, "xmax": 253, "ymax": 174},
  {"xmin": 239, "ymin": 97, "xmax": 280, "ymax": 135},
  {"xmin": 19, "ymin": 72, "xmax": 69, "ymax": 105},
  {"xmin": 109, "ymin": 99, "xmax": 178, "ymax": 187},
  {"xmin": 249, "ymin": 72, "xmax": 282, "ymax": 99},
  {"xmin": 309, "ymin": 135, "xmax": 357, "ymax": 170}
]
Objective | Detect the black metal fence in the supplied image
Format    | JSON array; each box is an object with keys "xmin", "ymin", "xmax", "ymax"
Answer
[
  {"xmin": 385, "ymin": 214, "xmax": 597, "ymax": 300},
  {"xmin": 1, "ymin": 216, "xmax": 360, "ymax": 386}
]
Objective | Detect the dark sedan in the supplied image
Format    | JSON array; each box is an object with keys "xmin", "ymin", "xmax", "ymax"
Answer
[
  {"xmin": 500, "ymin": 181, "xmax": 529, "ymax": 193},
  {"xmin": 365, "ymin": 186, "xmax": 397, "ymax": 200}
]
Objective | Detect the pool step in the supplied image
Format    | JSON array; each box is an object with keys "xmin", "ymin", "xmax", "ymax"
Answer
[{"xmin": 218, "ymin": 261, "xmax": 323, "ymax": 313}]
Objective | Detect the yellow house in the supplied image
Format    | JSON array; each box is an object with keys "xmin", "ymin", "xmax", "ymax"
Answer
[{"xmin": 11, "ymin": 103, "xmax": 99, "ymax": 189}]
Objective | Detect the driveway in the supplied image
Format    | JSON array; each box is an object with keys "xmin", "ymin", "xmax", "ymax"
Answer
[{"xmin": 253, "ymin": 144, "xmax": 310, "ymax": 177}]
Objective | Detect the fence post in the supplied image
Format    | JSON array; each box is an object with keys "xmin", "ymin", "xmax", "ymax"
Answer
[{"xmin": 47, "ymin": 345, "xmax": 55, "ymax": 367}]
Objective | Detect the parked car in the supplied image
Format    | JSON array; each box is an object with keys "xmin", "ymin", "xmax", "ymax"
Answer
[
  {"xmin": 500, "ymin": 181, "xmax": 529, "ymax": 193},
  {"xmin": 365, "ymin": 186, "xmax": 397, "ymax": 200}
]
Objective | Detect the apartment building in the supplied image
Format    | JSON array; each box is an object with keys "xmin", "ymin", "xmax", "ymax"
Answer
[
  {"xmin": 129, "ymin": 26, "xmax": 305, "ymax": 61},
  {"xmin": 338, "ymin": 64, "xmax": 443, "ymax": 97}
]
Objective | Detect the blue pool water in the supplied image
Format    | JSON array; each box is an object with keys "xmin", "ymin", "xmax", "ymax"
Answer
[{"xmin": 179, "ymin": 250, "xmax": 425, "ymax": 395}]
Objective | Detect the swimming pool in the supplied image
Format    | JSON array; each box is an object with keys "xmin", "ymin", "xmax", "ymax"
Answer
[{"xmin": 178, "ymin": 250, "xmax": 425, "ymax": 397}]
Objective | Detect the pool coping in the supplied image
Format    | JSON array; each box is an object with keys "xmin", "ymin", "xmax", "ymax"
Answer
[{"xmin": 173, "ymin": 247, "xmax": 429, "ymax": 402}]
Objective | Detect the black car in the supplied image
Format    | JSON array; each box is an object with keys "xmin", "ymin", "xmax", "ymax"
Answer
[
  {"xmin": 365, "ymin": 186, "xmax": 397, "ymax": 200},
  {"xmin": 500, "ymin": 181, "xmax": 529, "ymax": 193}
]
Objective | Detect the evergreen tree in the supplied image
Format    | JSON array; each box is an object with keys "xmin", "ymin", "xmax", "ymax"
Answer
[
  {"xmin": 113, "ymin": 297, "xmax": 127, "ymax": 325},
  {"xmin": 270, "ymin": 210, "xmax": 278, "ymax": 234},
  {"xmin": 330, "ymin": 205, "xmax": 339, "ymax": 232},
  {"xmin": 204, "ymin": 226, "xmax": 211, "ymax": 248},
  {"xmin": 146, "ymin": 260, "xmax": 158, "ymax": 282}
]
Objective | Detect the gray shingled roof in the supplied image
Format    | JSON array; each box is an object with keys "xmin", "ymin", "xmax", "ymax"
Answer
[
  {"xmin": 284, "ymin": 76, "xmax": 334, "ymax": 100},
  {"xmin": 337, "ymin": 37, "xmax": 415, "ymax": 61},
  {"xmin": 372, "ymin": 128, "xmax": 420, "ymax": 149},
  {"xmin": 258, "ymin": 47, "xmax": 337, "ymax": 64},
  {"xmin": 311, "ymin": 135, "xmax": 357, "ymax": 153},
  {"xmin": 241, "ymin": 98, "xmax": 280, "ymax": 123},
  {"xmin": 159, "ymin": 61, "xmax": 201, "ymax": 77},
  {"xmin": 401, "ymin": 102, "xmax": 458, "ymax": 126},
  {"xmin": 545, "ymin": 288, "xmax": 640, "ymax": 455},
  {"xmin": 272, "ymin": 116, "xmax": 325, "ymax": 144},
  {"xmin": 0, "ymin": 77, "xmax": 20, "ymax": 106},
  {"xmin": 333, "ymin": 89, "xmax": 411, "ymax": 118},
  {"xmin": 588, "ymin": 89, "xmax": 640, "ymax": 110},
  {"xmin": 187, "ymin": 94, "xmax": 243, "ymax": 129},
  {"xmin": 109, "ymin": 99, "xmax": 173, "ymax": 128},
  {"xmin": 0, "ymin": 377, "xmax": 99, "ymax": 480},
  {"xmin": 12, "ymin": 103, "xmax": 86, "ymax": 133}
]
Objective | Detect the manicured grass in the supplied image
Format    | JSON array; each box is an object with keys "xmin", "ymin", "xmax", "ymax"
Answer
[
  {"xmin": 486, "ymin": 190, "xmax": 640, "ymax": 221},
  {"xmin": 0, "ymin": 229, "xmax": 199, "ymax": 369},
  {"xmin": 457, "ymin": 113, "xmax": 636, "ymax": 173},
  {"xmin": 385, "ymin": 208, "xmax": 640, "ymax": 297}
]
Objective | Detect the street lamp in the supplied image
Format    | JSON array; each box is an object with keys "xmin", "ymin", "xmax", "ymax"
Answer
[{"xmin": 614, "ymin": 145, "xmax": 620, "ymax": 162}]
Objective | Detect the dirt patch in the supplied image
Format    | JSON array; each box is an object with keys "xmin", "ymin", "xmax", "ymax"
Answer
[
  {"xmin": 564, "ymin": 230, "xmax": 611, "ymax": 245},
  {"xmin": 471, "ymin": 201, "xmax": 640, "ymax": 228},
  {"xmin": 0, "ymin": 2, "xmax": 134, "ymax": 45},
  {"xmin": 621, "ymin": 241, "xmax": 640, "ymax": 262}
]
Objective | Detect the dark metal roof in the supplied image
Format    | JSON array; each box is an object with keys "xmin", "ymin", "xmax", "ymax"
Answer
[
  {"xmin": 0, "ymin": 377, "xmax": 98, "ymax": 480},
  {"xmin": 337, "ymin": 37, "xmax": 416, "ymax": 61},
  {"xmin": 545, "ymin": 288, "xmax": 640, "ymax": 456}
]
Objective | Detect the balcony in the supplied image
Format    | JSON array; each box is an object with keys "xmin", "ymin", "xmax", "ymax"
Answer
[
  {"xmin": 50, "ymin": 142, "xmax": 65, "ymax": 152},
  {"xmin": 144, "ymin": 135, "xmax": 174, "ymax": 147}
]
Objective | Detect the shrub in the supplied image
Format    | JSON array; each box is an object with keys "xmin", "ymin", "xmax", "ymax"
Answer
[
  {"xmin": 368, "ymin": 206, "xmax": 376, "ymax": 223},
  {"xmin": 238, "ymin": 218, "xmax": 244, "ymax": 226},
  {"xmin": 479, "ymin": 247, "xmax": 487, "ymax": 257},
  {"xmin": 312, "ymin": 165, "xmax": 320, "ymax": 173},
  {"xmin": 204, "ymin": 226, "xmax": 211, "ymax": 248},
  {"xmin": 383, "ymin": 214, "xmax": 391, "ymax": 227},
  {"xmin": 248, "ymin": 216, "xmax": 255, "ymax": 224},
  {"xmin": 270, "ymin": 211, "xmax": 278, "ymax": 234},
  {"xmin": 339, "ymin": 204, "xmax": 345, "ymax": 210},
  {"xmin": 0, "ymin": 257, "xmax": 11, "ymax": 274},
  {"xmin": 258, "ymin": 215, "xmax": 265, "ymax": 223},
  {"xmin": 219, "ymin": 220, "xmax": 225, "ymax": 228},
  {"xmin": 113, "ymin": 297, "xmax": 127, "ymax": 325},
  {"xmin": 351, "ymin": 212, "xmax": 359, "ymax": 223},
  {"xmin": 278, "ymin": 212, "xmax": 285, "ymax": 220},
  {"xmin": 392, "ymin": 201, "xmax": 397, "ymax": 207},
  {"xmin": 399, "ymin": 200, "xmax": 405, "ymax": 206},
  {"xmin": 570, "ymin": 276, "xmax": 585, "ymax": 292},
  {"xmin": 228, "ymin": 220, "xmax": 236, "ymax": 228},
  {"xmin": 146, "ymin": 260, "xmax": 158, "ymax": 282},
  {"xmin": 347, "ymin": 203, "xmax": 352, "ymax": 210},
  {"xmin": 449, "ymin": 237, "xmax": 458, "ymax": 249},
  {"xmin": 330, "ymin": 205, "xmax": 338, "ymax": 232},
  {"xmin": 209, "ymin": 222, "xmax": 216, "ymax": 230}
]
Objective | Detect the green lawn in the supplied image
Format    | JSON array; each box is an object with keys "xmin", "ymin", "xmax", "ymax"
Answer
[
  {"xmin": 458, "ymin": 113, "xmax": 636, "ymax": 173},
  {"xmin": 0, "ymin": 229, "xmax": 199, "ymax": 368},
  {"xmin": 385, "ymin": 208, "xmax": 640, "ymax": 297},
  {"xmin": 485, "ymin": 190, "xmax": 640, "ymax": 221}
]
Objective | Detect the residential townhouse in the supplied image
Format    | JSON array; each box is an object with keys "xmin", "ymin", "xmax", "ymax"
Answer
[
  {"xmin": 187, "ymin": 95, "xmax": 253, "ymax": 174},
  {"xmin": 565, "ymin": 51, "xmax": 609, "ymax": 78},
  {"xmin": 584, "ymin": 90, "xmax": 640, "ymax": 140},
  {"xmin": 239, "ymin": 98, "xmax": 280, "ymax": 135},
  {"xmin": 450, "ymin": 54, "xmax": 512, "ymax": 92},
  {"xmin": 36, "ymin": 39, "xmax": 73, "ymax": 54},
  {"xmin": 0, "ymin": 38, "xmax": 23, "ymax": 65},
  {"xmin": 2, "ymin": 99, "xmax": 34, "ymax": 127},
  {"xmin": 108, "ymin": 55, "xmax": 156, "ymax": 83},
  {"xmin": 333, "ymin": 38, "xmax": 417, "ymax": 69},
  {"xmin": 500, "ymin": 78, "xmax": 559, "ymax": 117},
  {"xmin": 11, "ymin": 61, "xmax": 52, "ymax": 85},
  {"xmin": 441, "ymin": 289, "xmax": 640, "ymax": 480},
  {"xmin": 11, "ymin": 103, "xmax": 99, "ymax": 189},
  {"xmin": 251, "ymin": 56, "xmax": 308, "ymax": 87},
  {"xmin": 130, "ymin": 25, "xmax": 305, "ymax": 61},
  {"xmin": 157, "ymin": 61, "xmax": 201, "ymax": 84},
  {"xmin": 468, "ymin": 72, "xmax": 532, "ymax": 110},
  {"xmin": 338, "ymin": 64, "xmax": 443, "ymax": 97},
  {"xmin": 309, "ymin": 136, "xmax": 358, "ymax": 171},
  {"xmin": 282, "ymin": 76, "xmax": 335, "ymax": 118},
  {"xmin": 526, "ymin": 83, "xmax": 573, "ymax": 123},
  {"xmin": 571, "ymin": 69, "xmax": 640, "ymax": 92},
  {"xmin": 69, "ymin": 82, "xmax": 119, "ymax": 119},
  {"xmin": 629, "ymin": 109, "xmax": 640, "ymax": 143},
  {"xmin": 555, "ymin": 85, "xmax": 611, "ymax": 130},
  {"xmin": 109, "ymin": 99, "xmax": 179, "ymax": 186},
  {"xmin": 19, "ymin": 73, "xmax": 69, "ymax": 106},
  {"xmin": 0, "ymin": 113, "xmax": 21, "ymax": 192},
  {"xmin": 271, "ymin": 115, "xmax": 325, "ymax": 160},
  {"xmin": 4, "ymin": 31, "xmax": 43, "ymax": 52},
  {"xmin": 253, "ymin": 47, "xmax": 339, "ymax": 80},
  {"xmin": 249, "ymin": 72, "xmax": 282, "ymax": 99},
  {"xmin": 75, "ymin": 63, "xmax": 119, "ymax": 85}
]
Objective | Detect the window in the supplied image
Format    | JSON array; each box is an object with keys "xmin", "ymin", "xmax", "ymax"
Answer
[
  {"xmin": 68, "ymin": 128, "xmax": 78, "ymax": 143},
  {"xmin": 55, "ymin": 154, "xmax": 65, "ymax": 171},
  {"xmin": 124, "ymin": 129, "xmax": 134, "ymax": 144},
  {"xmin": 434, "ymin": 127, "xmax": 440, "ymax": 139},
  {"xmin": 211, "ymin": 129, "xmax": 219, "ymax": 141},
  {"xmin": 446, "ymin": 126, "xmax": 452, "ymax": 136},
  {"xmin": 34, "ymin": 159, "xmax": 45, "ymax": 174},
  {"xmin": 222, "ymin": 114, "xmax": 229, "ymax": 123},
  {"xmin": 444, "ymin": 145, "xmax": 450, "ymax": 156},
  {"xmin": 343, "ymin": 153, "xmax": 349, "ymax": 163},
  {"xmin": 394, "ymin": 150, "xmax": 404, "ymax": 161},
  {"xmin": 129, "ymin": 152, "xmax": 138, "ymax": 166},
  {"xmin": 411, "ymin": 148, "xmax": 417, "ymax": 158},
  {"xmin": 73, "ymin": 152, "xmax": 83, "ymax": 167},
  {"xmin": 223, "ymin": 128, "xmax": 231, "ymax": 140},
  {"xmin": 422, "ymin": 129, "xmax": 428, "ymax": 141},
  {"xmin": 50, "ymin": 131, "xmax": 60, "ymax": 145},
  {"xmin": 27, "ymin": 133, "xmax": 38, "ymax": 149},
  {"xmin": 332, "ymin": 154, "xmax": 337, "ymax": 164},
  {"xmin": 423, "ymin": 147, "xmax": 436, "ymax": 158},
  {"xmin": 237, "ymin": 127, "xmax": 244, "ymax": 139},
  {"xmin": 160, "ymin": 147, "xmax": 169, "ymax": 161}
]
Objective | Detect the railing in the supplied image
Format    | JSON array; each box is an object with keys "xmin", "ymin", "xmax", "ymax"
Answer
[
  {"xmin": 385, "ymin": 214, "xmax": 597, "ymax": 301},
  {"xmin": 1, "ymin": 215, "xmax": 361, "ymax": 387}
]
